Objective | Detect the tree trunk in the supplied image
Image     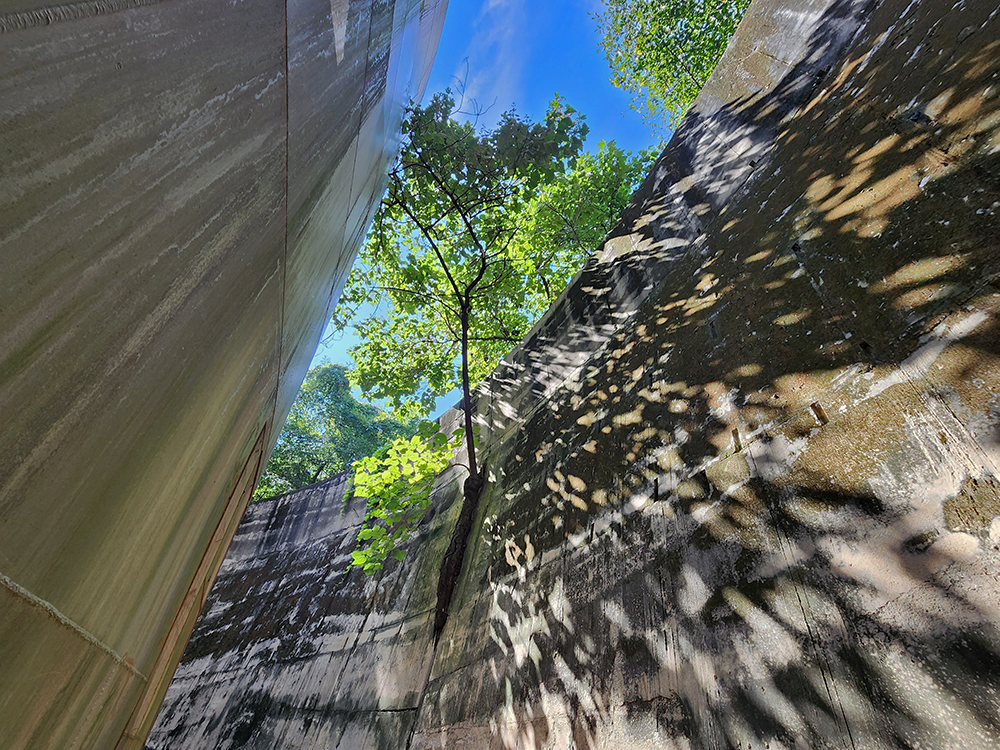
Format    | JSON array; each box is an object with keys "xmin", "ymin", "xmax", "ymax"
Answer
[
  {"xmin": 459, "ymin": 307, "xmax": 478, "ymax": 483},
  {"xmin": 433, "ymin": 305, "xmax": 487, "ymax": 641},
  {"xmin": 308, "ymin": 460, "xmax": 328, "ymax": 486}
]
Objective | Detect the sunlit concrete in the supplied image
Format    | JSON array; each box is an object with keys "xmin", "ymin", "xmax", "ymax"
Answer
[{"xmin": 0, "ymin": 0, "xmax": 446, "ymax": 747}]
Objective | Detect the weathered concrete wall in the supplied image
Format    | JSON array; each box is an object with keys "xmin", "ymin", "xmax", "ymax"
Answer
[
  {"xmin": 0, "ymin": 0, "xmax": 446, "ymax": 748},
  {"xmin": 145, "ymin": 465, "xmax": 462, "ymax": 748},
  {"xmin": 150, "ymin": 0, "xmax": 1000, "ymax": 747}
]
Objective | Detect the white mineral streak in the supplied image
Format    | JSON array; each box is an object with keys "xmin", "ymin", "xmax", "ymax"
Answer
[{"xmin": 867, "ymin": 311, "xmax": 989, "ymax": 401}]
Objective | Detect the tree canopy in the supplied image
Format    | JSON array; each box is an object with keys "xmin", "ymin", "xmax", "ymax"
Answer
[
  {"xmin": 509, "ymin": 139, "xmax": 657, "ymax": 312},
  {"xmin": 253, "ymin": 364, "xmax": 415, "ymax": 500},
  {"xmin": 337, "ymin": 92, "xmax": 655, "ymax": 419},
  {"xmin": 337, "ymin": 91, "xmax": 588, "ymax": 420},
  {"xmin": 596, "ymin": 0, "xmax": 752, "ymax": 130},
  {"xmin": 337, "ymin": 91, "xmax": 655, "ymax": 578}
]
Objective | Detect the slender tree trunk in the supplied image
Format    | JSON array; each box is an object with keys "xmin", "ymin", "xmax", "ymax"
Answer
[
  {"xmin": 434, "ymin": 303, "xmax": 486, "ymax": 642},
  {"xmin": 309, "ymin": 460, "xmax": 328, "ymax": 485},
  {"xmin": 459, "ymin": 306, "xmax": 478, "ymax": 482}
]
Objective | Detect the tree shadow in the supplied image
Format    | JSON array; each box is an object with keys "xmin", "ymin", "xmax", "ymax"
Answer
[{"xmin": 415, "ymin": 0, "xmax": 1000, "ymax": 747}]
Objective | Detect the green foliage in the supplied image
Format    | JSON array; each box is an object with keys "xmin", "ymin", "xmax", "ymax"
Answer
[
  {"xmin": 336, "ymin": 92, "xmax": 652, "ymax": 418},
  {"xmin": 349, "ymin": 423, "xmax": 464, "ymax": 575},
  {"xmin": 253, "ymin": 364, "xmax": 415, "ymax": 500},
  {"xmin": 336, "ymin": 90, "xmax": 588, "ymax": 418},
  {"xmin": 596, "ymin": 0, "xmax": 752, "ymax": 130},
  {"xmin": 336, "ymin": 91, "xmax": 653, "ymax": 575},
  {"xmin": 509, "ymin": 141, "xmax": 658, "ymax": 318}
]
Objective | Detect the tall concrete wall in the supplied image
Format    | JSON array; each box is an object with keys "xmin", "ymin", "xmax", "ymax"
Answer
[
  {"xmin": 146, "ymin": 468, "xmax": 466, "ymax": 748},
  {"xmin": 150, "ymin": 0, "xmax": 1000, "ymax": 747},
  {"xmin": 0, "ymin": 0, "xmax": 446, "ymax": 748}
]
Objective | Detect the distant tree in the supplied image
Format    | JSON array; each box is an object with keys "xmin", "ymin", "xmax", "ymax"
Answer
[
  {"xmin": 253, "ymin": 364, "xmax": 415, "ymax": 501},
  {"xmin": 596, "ymin": 0, "xmax": 752, "ymax": 130},
  {"xmin": 338, "ymin": 92, "xmax": 654, "ymax": 581}
]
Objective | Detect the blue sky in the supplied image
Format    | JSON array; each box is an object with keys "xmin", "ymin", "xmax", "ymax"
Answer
[
  {"xmin": 311, "ymin": 0, "xmax": 662, "ymax": 412},
  {"xmin": 427, "ymin": 0, "xmax": 654, "ymax": 153}
]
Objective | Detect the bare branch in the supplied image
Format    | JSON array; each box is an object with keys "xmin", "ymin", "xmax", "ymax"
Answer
[{"xmin": 376, "ymin": 285, "xmax": 461, "ymax": 318}]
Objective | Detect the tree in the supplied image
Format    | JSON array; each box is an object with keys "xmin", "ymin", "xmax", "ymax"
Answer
[
  {"xmin": 253, "ymin": 364, "xmax": 415, "ymax": 500},
  {"xmin": 341, "ymin": 90, "xmax": 586, "ymax": 629},
  {"xmin": 596, "ymin": 0, "xmax": 752, "ymax": 130},
  {"xmin": 339, "ymin": 90, "xmax": 588, "ymax": 476},
  {"xmin": 338, "ymin": 92, "xmax": 654, "ymax": 585}
]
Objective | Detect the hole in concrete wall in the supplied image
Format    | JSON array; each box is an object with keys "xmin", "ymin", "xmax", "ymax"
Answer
[{"xmin": 858, "ymin": 340, "xmax": 880, "ymax": 364}]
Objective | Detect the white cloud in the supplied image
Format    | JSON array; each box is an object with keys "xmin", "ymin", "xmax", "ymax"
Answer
[{"xmin": 452, "ymin": 0, "xmax": 529, "ymax": 126}]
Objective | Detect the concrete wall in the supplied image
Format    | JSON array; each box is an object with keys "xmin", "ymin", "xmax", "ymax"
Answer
[
  {"xmin": 0, "ymin": 0, "xmax": 446, "ymax": 748},
  {"xmin": 145, "ymin": 467, "xmax": 466, "ymax": 748},
  {"xmin": 149, "ymin": 0, "xmax": 1000, "ymax": 747}
]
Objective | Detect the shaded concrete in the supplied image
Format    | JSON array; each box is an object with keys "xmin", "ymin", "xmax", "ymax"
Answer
[
  {"xmin": 145, "ymin": 469, "xmax": 457, "ymax": 748},
  {"xmin": 0, "ymin": 0, "xmax": 446, "ymax": 747},
  {"xmin": 150, "ymin": 0, "xmax": 1000, "ymax": 747}
]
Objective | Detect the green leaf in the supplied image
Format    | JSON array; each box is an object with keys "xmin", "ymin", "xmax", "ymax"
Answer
[{"xmin": 346, "ymin": 427, "xmax": 462, "ymax": 573}]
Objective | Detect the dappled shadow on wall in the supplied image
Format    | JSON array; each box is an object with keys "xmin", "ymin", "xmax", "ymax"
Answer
[{"xmin": 417, "ymin": 1, "xmax": 1000, "ymax": 747}]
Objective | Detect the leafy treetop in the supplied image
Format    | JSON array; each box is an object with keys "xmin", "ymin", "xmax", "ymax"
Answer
[
  {"xmin": 596, "ymin": 0, "xmax": 752, "ymax": 131},
  {"xmin": 338, "ymin": 91, "xmax": 589, "ymax": 421},
  {"xmin": 338, "ymin": 92, "xmax": 655, "ymax": 419}
]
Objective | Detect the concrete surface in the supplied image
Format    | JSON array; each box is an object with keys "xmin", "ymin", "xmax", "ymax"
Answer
[
  {"xmin": 145, "ymin": 467, "xmax": 460, "ymax": 748},
  {"xmin": 149, "ymin": 0, "xmax": 1000, "ymax": 747},
  {"xmin": 0, "ymin": 0, "xmax": 446, "ymax": 747}
]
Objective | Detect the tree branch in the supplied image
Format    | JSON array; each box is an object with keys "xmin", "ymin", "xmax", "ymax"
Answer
[
  {"xmin": 415, "ymin": 148, "xmax": 489, "ymax": 260},
  {"xmin": 394, "ymin": 196, "xmax": 465, "ymax": 303},
  {"xmin": 377, "ymin": 285, "xmax": 461, "ymax": 318},
  {"xmin": 467, "ymin": 334, "xmax": 522, "ymax": 343}
]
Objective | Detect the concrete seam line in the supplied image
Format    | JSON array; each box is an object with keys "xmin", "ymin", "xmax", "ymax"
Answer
[
  {"xmin": 272, "ymin": 0, "xmax": 290, "ymax": 430},
  {"xmin": 0, "ymin": 0, "xmax": 168, "ymax": 32},
  {"xmin": 0, "ymin": 571, "xmax": 146, "ymax": 679}
]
